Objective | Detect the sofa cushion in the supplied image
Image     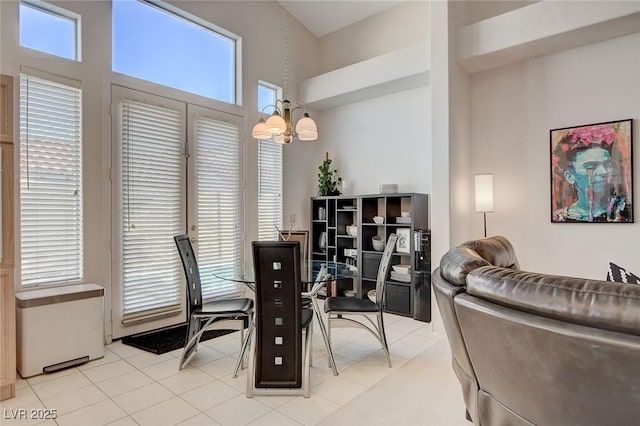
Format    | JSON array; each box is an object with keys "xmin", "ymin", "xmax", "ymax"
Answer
[
  {"xmin": 607, "ymin": 262, "xmax": 640, "ymax": 284},
  {"xmin": 440, "ymin": 246, "xmax": 491, "ymax": 286},
  {"xmin": 467, "ymin": 266, "xmax": 640, "ymax": 336},
  {"xmin": 439, "ymin": 236, "xmax": 520, "ymax": 286},
  {"xmin": 463, "ymin": 236, "xmax": 520, "ymax": 269}
]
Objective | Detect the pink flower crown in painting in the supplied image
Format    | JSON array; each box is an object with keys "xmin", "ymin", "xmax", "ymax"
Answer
[
  {"xmin": 559, "ymin": 125, "xmax": 617, "ymax": 153},
  {"xmin": 553, "ymin": 124, "xmax": 617, "ymax": 174}
]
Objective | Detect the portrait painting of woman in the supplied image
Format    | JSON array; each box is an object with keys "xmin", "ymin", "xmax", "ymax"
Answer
[{"xmin": 550, "ymin": 119, "xmax": 633, "ymax": 223}]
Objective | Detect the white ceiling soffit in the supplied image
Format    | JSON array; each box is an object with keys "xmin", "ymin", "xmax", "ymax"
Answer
[
  {"xmin": 457, "ymin": 1, "xmax": 640, "ymax": 73},
  {"xmin": 278, "ymin": 0, "xmax": 404, "ymax": 37}
]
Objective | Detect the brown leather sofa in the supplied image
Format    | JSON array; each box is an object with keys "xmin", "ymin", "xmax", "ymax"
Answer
[{"xmin": 433, "ymin": 236, "xmax": 640, "ymax": 425}]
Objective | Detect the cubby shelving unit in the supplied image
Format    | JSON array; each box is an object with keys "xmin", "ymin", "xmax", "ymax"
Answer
[{"xmin": 310, "ymin": 193, "xmax": 431, "ymax": 321}]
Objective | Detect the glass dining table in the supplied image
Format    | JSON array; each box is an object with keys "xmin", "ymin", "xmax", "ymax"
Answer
[{"xmin": 212, "ymin": 260, "xmax": 357, "ymax": 376}]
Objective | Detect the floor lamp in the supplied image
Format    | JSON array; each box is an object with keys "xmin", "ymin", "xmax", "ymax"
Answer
[{"xmin": 475, "ymin": 174, "xmax": 494, "ymax": 238}]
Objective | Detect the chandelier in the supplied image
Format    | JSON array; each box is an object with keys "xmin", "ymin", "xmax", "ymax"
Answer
[{"xmin": 252, "ymin": 10, "xmax": 318, "ymax": 144}]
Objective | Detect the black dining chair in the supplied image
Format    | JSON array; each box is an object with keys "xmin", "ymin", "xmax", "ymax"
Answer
[
  {"xmin": 324, "ymin": 233, "xmax": 398, "ymax": 371},
  {"xmin": 247, "ymin": 241, "xmax": 313, "ymax": 397},
  {"xmin": 174, "ymin": 234, "xmax": 254, "ymax": 374}
]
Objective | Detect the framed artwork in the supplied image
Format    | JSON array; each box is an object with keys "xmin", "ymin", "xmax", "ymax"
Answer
[
  {"xmin": 279, "ymin": 230, "xmax": 309, "ymax": 261},
  {"xmin": 396, "ymin": 228, "xmax": 411, "ymax": 253},
  {"xmin": 550, "ymin": 119, "xmax": 633, "ymax": 223}
]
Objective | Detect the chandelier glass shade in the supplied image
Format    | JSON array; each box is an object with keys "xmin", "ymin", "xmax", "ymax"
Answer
[{"xmin": 252, "ymin": 100, "xmax": 318, "ymax": 144}]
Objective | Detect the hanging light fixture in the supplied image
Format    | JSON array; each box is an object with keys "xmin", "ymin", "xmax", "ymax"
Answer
[{"xmin": 252, "ymin": 9, "xmax": 318, "ymax": 144}]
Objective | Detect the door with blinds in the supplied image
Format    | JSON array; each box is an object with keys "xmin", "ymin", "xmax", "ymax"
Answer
[{"xmin": 111, "ymin": 86, "xmax": 244, "ymax": 338}]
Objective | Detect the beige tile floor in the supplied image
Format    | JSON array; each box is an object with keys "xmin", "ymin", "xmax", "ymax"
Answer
[{"xmin": 1, "ymin": 308, "xmax": 469, "ymax": 425}]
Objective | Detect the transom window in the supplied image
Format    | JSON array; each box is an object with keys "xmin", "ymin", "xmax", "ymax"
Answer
[
  {"xmin": 112, "ymin": 0, "xmax": 239, "ymax": 104},
  {"xmin": 19, "ymin": 0, "xmax": 80, "ymax": 61}
]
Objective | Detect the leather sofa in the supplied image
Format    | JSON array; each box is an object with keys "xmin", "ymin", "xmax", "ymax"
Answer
[{"xmin": 433, "ymin": 236, "xmax": 640, "ymax": 425}]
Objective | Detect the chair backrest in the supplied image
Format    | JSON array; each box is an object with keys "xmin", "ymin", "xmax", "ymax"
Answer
[
  {"xmin": 376, "ymin": 233, "xmax": 398, "ymax": 307},
  {"xmin": 174, "ymin": 234, "xmax": 202, "ymax": 316},
  {"xmin": 251, "ymin": 240, "xmax": 303, "ymax": 388}
]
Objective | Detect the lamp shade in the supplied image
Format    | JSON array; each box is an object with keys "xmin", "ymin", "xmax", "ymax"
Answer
[
  {"xmin": 295, "ymin": 115, "xmax": 318, "ymax": 141},
  {"xmin": 265, "ymin": 113, "xmax": 286, "ymax": 134},
  {"xmin": 251, "ymin": 119, "xmax": 270, "ymax": 140},
  {"xmin": 475, "ymin": 174, "xmax": 494, "ymax": 212}
]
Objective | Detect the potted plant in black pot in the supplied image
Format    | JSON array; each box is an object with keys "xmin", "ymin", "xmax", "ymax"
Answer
[{"xmin": 317, "ymin": 152, "xmax": 342, "ymax": 196}]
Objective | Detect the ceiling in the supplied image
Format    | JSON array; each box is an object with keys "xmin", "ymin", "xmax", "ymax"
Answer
[{"xmin": 278, "ymin": 1, "xmax": 404, "ymax": 37}]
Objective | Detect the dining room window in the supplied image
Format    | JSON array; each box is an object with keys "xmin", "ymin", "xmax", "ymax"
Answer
[
  {"xmin": 111, "ymin": 86, "xmax": 244, "ymax": 337},
  {"xmin": 112, "ymin": 0, "xmax": 239, "ymax": 104},
  {"xmin": 19, "ymin": 72, "xmax": 83, "ymax": 287},
  {"xmin": 257, "ymin": 81, "xmax": 283, "ymax": 240},
  {"xmin": 19, "ymin": 0, "xmax": 80, "ymax": 61}
]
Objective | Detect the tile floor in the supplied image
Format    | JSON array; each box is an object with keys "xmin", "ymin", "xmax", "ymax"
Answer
[{"xmin": 1, "ymin": 308, "xmax": 468, "ymax": 425}]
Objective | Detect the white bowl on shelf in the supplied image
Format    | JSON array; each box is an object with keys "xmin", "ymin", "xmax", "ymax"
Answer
[
  {"xmin": 347, "ymin": 225, "xmax": 358, "ymax": 236},
  {"xmin": 373, "ymin": 216, "xmax": 384, "ymax": 224},
  {"xmin": 401, "ymin": 211, "xmax": 411, "ymax": 218},
  {"xmin": 392, "ymin": 264, "xmax": 412, "ymax": 274},
  {"xmin": 372, "ymin": 236, "xmax": 385, "ymax": 251}
]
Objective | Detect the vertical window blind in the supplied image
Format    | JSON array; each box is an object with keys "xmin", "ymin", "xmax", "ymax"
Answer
[
  {"xmin": 120, "ymin": 99, "xmax": 183, "ymax": 316},
  {"xmin": 257, "ymin": 139, "xmax": 282, "ymax": 240},
  {"xmin": 194, "ymin": 115, "xmax": 243, "ymax": 298},
  {"xmin": 19, "ymin": 73, "xmax": 83, "ymax": 287}
]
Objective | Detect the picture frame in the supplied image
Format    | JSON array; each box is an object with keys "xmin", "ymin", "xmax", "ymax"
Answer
[
  {"xmin": 396, "ymin": 228, "xmax": 411, "ymax": 253},
  {"xmin": 550, "ymin": 119, "xmax": 633, "ymax": 223},
  {"xmin": 278, "ymin": 230, "xmax": 309, "ymax": 261}
]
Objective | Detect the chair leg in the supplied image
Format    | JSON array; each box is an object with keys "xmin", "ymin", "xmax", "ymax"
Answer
[
  {"xmin": 246, "ymin": 324, "xmax": 256, "ymax": 398},
  {"xmin": 326, "ymin": 314, "xmax": 333, "ymax": 368},
  {"xmin": 303, "ymin": 321, "xmax": 312, "ymax": 398},
  {"xmin": 377, "ymin": 312, "xmax": 392, "ymax": 368},
  {"xmin": 233, "ymin": 315, "xmax": 254, "ymax": 378},
  {"xmin": 179, "ymin": 316, "xmax": 202, "ymax": 370},
  {"xmin": 311, "ymin": 297, "xmax": 338, "ymax": 375}
]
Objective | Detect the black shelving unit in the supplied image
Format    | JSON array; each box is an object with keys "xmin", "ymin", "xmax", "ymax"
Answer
[{"xmin": 310, "ymin": 193, "xmax": 431, "ymax": 322}]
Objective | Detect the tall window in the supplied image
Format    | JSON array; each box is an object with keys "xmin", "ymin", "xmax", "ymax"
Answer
[
  {"xmin": 112, "ymin": 0, "xmax": 238, "ymax": 103},
  {"xmin": 20, "ymin": 73, "xmax": 83, "ymax": 287},
  {"xmin": 193, "ymin": 113, "xmax": 243, "ymax": 298},
  {"xmin": 119, "ymin": 98, "xmax": 184, "ymax": 316},
  {"xmin": 257, "ymin": 82, "xmax": 282, "ymax": 240},
  {"xmin": 19, "ymin": 1, "xmax": 80, "ymax": 61}
]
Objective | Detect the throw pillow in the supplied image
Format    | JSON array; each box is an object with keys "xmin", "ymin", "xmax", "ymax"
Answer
[{"xmin": 606, "ymin": 262, "xmax": 640, "ymax": 285}]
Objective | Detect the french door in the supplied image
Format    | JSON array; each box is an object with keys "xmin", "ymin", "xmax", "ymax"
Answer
[{"xmin": 111, "ymin": 86, "xmax": 243, "ymax": 339}]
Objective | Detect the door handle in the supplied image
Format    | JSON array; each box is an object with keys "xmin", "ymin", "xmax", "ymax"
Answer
[{"xmin": 190, "ymin": 237, "xmax": 198, "ymax": 243}]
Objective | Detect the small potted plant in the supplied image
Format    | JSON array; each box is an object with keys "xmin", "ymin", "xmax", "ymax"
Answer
[{"xmin": 317, "ymin": 152, "xmax": 342, "ymax": 196}]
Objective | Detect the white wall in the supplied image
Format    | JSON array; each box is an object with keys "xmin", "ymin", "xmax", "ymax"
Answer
[
  {"xmin": 317, "ymin": 1, "xmax": 430, "ymax": 73},
  {"xmin": 468, "ymin": 32, "xmax": 640, "ymax": 279},
  {"xmin": 283, "ymin": 1, "xmax": 431, "ymax": 234},
  {"xmin": 316, "ymin": 87, "xmax": 430, "ymax": 196}
]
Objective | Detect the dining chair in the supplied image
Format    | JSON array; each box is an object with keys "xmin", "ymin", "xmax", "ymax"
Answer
[
  {"xmin": 324, "ymin": 233, "xmax": 398, "ymax": 371},
  {"xmin": 247, "ymin": 241, "xmax": 313, "ymax": 397},
  {"xmin": 173, "ymin": 234, "xmax": 254, "ymax": 374}
]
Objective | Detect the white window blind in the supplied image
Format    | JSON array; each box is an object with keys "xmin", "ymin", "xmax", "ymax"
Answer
[
  {"xmin": 194, "ymin": 115, "xmax": 243, "ymax": 299},
  {"xmin": 120, "ymin": 99, "xmax": 183, "ymax": 316},
  {"xmin": 257, "ymin": 139, "xmax": 282, "ymax": 240},
  {"xmin": 19, "ymin": 73, "xmax": 83, "ymax": 287}
]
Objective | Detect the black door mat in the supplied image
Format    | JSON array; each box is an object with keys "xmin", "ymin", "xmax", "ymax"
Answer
[{"xmin": 121, "ymin": 323, "xmax": 236, "ymax": 355}]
